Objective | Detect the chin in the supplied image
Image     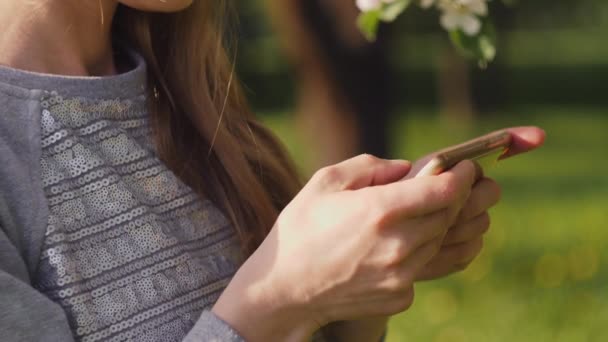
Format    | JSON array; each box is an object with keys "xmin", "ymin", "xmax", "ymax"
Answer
[{"xmin": 119, "ymin": 0, "xmax": 194, "ymax": 13}]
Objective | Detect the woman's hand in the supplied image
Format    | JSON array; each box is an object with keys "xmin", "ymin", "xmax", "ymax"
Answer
[{"xmin": 213, "ymin": 155, "xmax": 479, "ymax": 342}]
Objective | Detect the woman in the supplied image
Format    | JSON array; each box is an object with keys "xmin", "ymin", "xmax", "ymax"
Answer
[{"xmin": 0, "ymin": 1, "xmax": 544, "ymax": 341}]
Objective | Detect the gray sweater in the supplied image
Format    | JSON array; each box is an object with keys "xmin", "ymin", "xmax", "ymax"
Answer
[{"xmin": 0, "ymin": 52, "xmax": 246, "ymax": 341}]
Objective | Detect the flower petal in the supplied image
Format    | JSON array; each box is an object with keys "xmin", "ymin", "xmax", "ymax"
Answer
[
  {"xmin": 461, "ymin": 14, "xmax": 482, "ymax": 35},
  {"xmin": 440, "ymin": 12, "xmax": 462, "ymax": 31},
  {"xmin": 469, "ymin": 0, "xmax": 488, "ymax": 16},
  {"xmin": 357, "ymin": 0, "xmax": 382, "ymax": 11}
]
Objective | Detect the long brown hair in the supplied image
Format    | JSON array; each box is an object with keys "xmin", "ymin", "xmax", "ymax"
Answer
[{"xmin": 113, "ymin": 2, "xmax": 302, "ymax": 255}]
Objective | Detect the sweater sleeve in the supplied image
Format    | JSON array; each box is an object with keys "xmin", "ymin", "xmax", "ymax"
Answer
[
  {"xmin": 183, "ymin": 311, "xmax": 246, "ymax": 342},
  {"xmin": 0, "ymin": 227, "xmax": 75, "ymax": 342}
]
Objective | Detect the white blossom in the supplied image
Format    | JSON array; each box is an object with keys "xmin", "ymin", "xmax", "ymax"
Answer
[
  {"xmin": 357, "ymin": 0, "xmax": 381, "ymax": 11},
  {"xmin": 420, "ymin": 0, "xmax": 489, "ymax": 36},
  {"xmin": 356, "ymin": 0, "xmax": 497, "ymax": 61},
  {"xmin": 438, "ymin": 0, "xmax": 488, "ymax": 35},
  {"xmin": 356, "ymin": 0, "xmax": 398, "ymax": 12},
  {"xmin": 357, "ymin": 0, "xmax": 491, "ymax": 38}
]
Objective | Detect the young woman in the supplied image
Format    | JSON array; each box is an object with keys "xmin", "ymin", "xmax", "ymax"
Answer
[{"xmin": 0, "ymin": 1, "xmax": 544, "ymax": 341}]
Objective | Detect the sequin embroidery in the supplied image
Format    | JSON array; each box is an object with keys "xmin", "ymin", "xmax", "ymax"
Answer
[{"xmin": 35, "ymin": 92, "xmax": 243, "ymax": 342}]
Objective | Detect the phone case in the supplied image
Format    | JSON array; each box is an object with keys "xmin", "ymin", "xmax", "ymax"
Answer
[{"xmin": 416, "ymin": 131, "xmax": 512, "ymax": 177}]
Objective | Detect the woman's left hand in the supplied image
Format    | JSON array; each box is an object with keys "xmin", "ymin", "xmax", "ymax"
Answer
[
  {"xmin": 327, "ymin": 127, "xmax": 545, "ymax": 340},
  {"xmin": 416, "ymin": 176, "xmax": 500, "ymax": 280}
]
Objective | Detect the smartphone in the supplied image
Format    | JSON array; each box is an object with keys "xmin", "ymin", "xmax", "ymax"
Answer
[{"xmin": 416, "ymin": 131, "xmax": 512, "ymax": 177}]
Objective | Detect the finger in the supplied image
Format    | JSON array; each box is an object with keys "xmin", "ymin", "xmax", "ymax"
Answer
[
  {"xmin": 500, "ymin": 126, "xmax": 546, "ymax": 159},
  {"xmin": 456, "ymin": 178, "xmax": 501, "ymax": 223},
  {"xmin": 403, "ymin": 154, "xmax": 436, "ymax": 180},
  {"xmin": 443, "ymin": 161, "xmax": 479, "ymax": 222},
  {"xmin": 472, "ymin": 161, "xmax": 484, "ymax": 183},
  {"xmin": 310, "ymin": 155, "xmax": 412, "ymax": 193},
  {"xmin": 416, "ymin": 237, "xmax": 485, "ymax": 281},
  {"xmin": 438, "ymin": 237, "xmax": 484, "ymax": 269},
  {"xmin": 405, "ymin": 153, "xmax": 476, "ymax": 181},
  {"xmin": 385, "ymin": 208, "xmax": 451, "ymax": 258},
  {"xmin": 444, "ymin": 212, "xmax": 490, "ymax": 246},
  {"xmin": 372, "ymin": 160, "xmax": 477, "ymax": 218},
  {"xmin": 398, "ymin": 238, "xmax": 443, "ymax": 282}
]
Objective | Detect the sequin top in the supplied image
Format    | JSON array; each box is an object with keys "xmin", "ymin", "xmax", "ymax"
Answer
[{"xmin": 0, "ymin": 52, "xmax": 247, "ymax": 342}]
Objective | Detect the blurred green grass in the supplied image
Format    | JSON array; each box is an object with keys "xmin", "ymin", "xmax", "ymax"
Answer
[{"xmin": 262, "ymin": 107, "xmax": 608, "ymax": 342}]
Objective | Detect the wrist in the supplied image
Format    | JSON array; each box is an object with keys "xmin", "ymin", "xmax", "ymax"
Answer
[{"xmin": 212, "ymin": 264, "xmax": 319, "ymax": 342}]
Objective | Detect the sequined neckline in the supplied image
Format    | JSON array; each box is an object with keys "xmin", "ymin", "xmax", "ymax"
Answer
[{"xmin": 0, "ymin": 49, "xmax": 147, "ymax": 99}]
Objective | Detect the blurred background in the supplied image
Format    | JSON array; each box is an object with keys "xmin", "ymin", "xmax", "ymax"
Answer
[{"xmin": 235, "ymin": 0, "xmax": 608, "ymax": 341}]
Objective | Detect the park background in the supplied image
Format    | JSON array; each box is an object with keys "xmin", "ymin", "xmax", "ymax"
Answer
[{"xmin": 235, "ymin": 1, "xmax": 608, "ymax": 341}]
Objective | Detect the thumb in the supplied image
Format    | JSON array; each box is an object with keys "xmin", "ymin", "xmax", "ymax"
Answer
[{"xmin": 309, "ymin": 154, "xmax": 412, "ymax": 193}]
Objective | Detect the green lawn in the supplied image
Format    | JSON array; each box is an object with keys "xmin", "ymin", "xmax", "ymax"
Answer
[{"xmin": 262, "ymin": 107, "xmax": 608, "ymax": 342}]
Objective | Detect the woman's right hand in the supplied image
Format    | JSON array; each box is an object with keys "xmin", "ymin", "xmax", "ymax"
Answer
[{"xmin": 213, "ymin": 155, "xmax": 479, "ymax": 342}]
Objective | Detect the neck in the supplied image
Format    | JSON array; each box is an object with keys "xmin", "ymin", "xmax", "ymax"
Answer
[{"xmin": 0, "ymin": 1, "xmax": 119, "ymax": 77}]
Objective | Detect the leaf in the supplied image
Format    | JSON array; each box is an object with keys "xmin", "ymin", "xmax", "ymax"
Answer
[
  {"xmin": 357, "ymin": 10, "xmax": 381, "ymax": 41},
  {"xmin": 380, "ymin": 0, "xmax": 411, "ymax": 22},
  {"xmin": 449, "ymin": 18, "xmax": 498, "ymax": 65}
]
